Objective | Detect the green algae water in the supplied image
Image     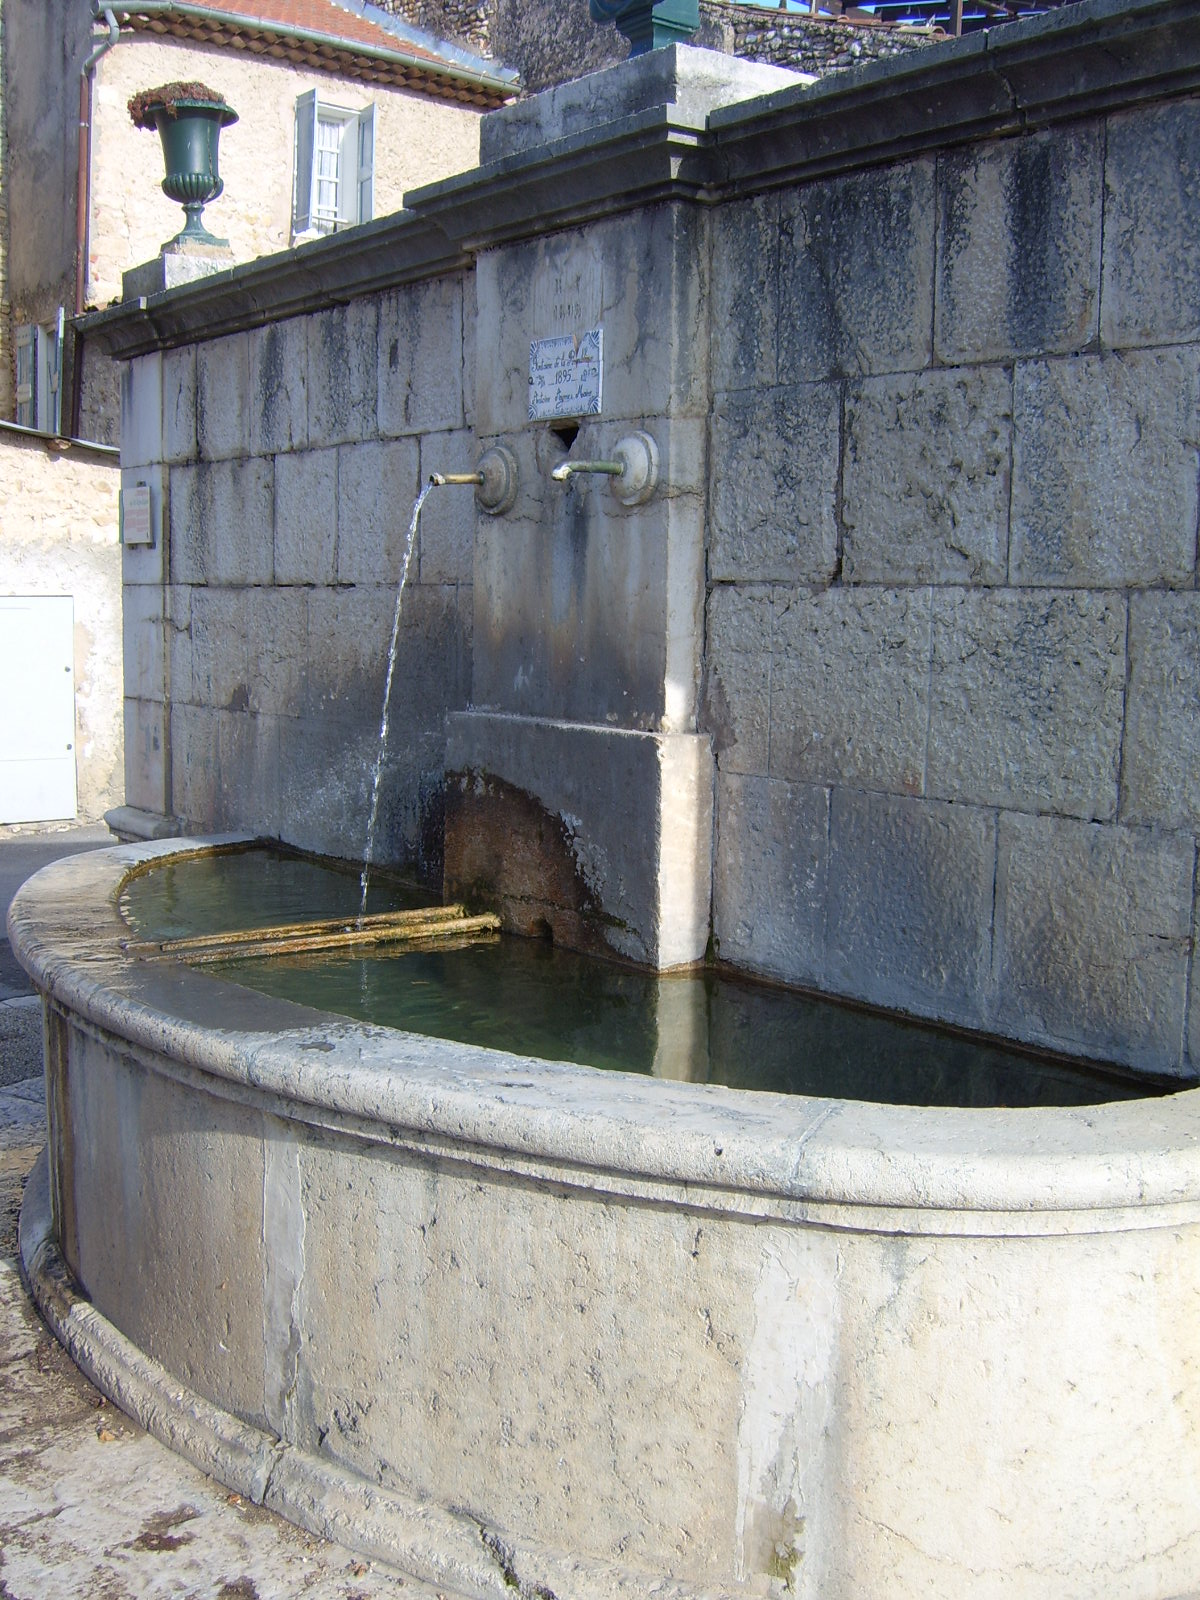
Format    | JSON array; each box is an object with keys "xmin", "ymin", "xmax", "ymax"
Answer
[{"xmin": 120, "ymin": 847, "xmax": 1178, "ymax": 1110}]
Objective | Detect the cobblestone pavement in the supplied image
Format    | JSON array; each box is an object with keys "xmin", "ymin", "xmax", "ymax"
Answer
[{"xmin": 0, "ymin": 827, "xmax": 454, "ymax": 1600}]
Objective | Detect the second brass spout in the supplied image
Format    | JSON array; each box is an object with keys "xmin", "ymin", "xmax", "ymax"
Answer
[{"xmin": 551, "ymin": 459, "xmax": 624, "ymax": 482}]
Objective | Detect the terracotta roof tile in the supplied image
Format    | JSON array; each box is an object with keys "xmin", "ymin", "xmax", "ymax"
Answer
[{"xmin": 119, "ymin": 2, "xmax": 515, "ymax": 107}]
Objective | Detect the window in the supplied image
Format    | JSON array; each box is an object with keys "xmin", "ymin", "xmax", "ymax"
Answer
[
  {"xmin": 14, "ymin": 314, "xmax": 64, "ymax": 434},
  {"xmin": 292, "ymin": 91, "xmax": 375, "ymax": 240}
]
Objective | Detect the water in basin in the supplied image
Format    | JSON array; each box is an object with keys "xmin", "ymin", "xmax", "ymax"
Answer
[{"xmin": 120, "ymin": 846, "xmax": 1178, "ymax": 1110}]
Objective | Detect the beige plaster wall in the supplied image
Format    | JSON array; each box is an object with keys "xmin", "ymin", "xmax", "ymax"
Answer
[
  {"xmin": 88, "ymin": 38, "xmax": 484, "ymax": 308},
  {"xmin": 0, "ymin": 433, "xmax": 123, "ymax": 820}
]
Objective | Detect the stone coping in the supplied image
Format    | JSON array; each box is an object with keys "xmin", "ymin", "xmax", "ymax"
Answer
[
  {"xmin": 9, "ymin": 837, "xmax": 1200, "ymax": 1235},
  {"xmin": 78, "ymin": 0, "xmax": 1200, "ymax": 358}
]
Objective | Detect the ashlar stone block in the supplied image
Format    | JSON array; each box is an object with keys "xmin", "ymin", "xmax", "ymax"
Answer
[
  {"xmin": 777, "ymin": 158, "xmax": 934, "ymax": 382},
  {"xmin": 712, "ymin": 770, "xmax": 827, "ymax": 988},
  {"xmin": 249, "ymin": 318, "xmax": 308, "ymax": 457},
  {"xmin": 1011, "ymin": 349, "xmax": 1200, "ymax": 587},
  {"xmin": 190, "ymin": 587, "xmax": 308, "ymax": 718},
  {"xmin": 928, "ymin": 588, "xmax": 1124, "ymax": 820},
  {"xmin": 770, "ymin": 586, "xmax": 931, "ymax": 796},
  {"xmin": 120, "ymin": 352, "xmax": 162, "ymax": 471},
  {"xmin": 1122, "ymin": 592, "xmax": 1200, "ymax": 831},
  {"xmin": 935, "ymin": 125, "xmax": 1102, "ymax": 364},
  {"xmin": 168, "ymin": 459, "xmax": 274, "ymax": 588},
  {"xmin": 709, "ymin": 383, "xmax": 839, "ymax": 583},
  {"xmin": 335, "ymin": 438, "xmax": 420, "ymax": 587},
  {"xmin": 196, "ymin": 332, "xmax": 250, "ymax": 462},
  {"xmin": 417, "ymin": 431, "xmax": 477, "ymax": 586},
  {"xmin": 1103, "ymin": 96, "xmax": 1200, "ymax": 348},
  {"xmin": 162, "ymin": 347, "xmax": 196, "ymax": 465},
  {"xmin": 827, "ymin": 789, "xmax": 996, "ymax": 1030},
  {"xmin": 711, "ymin": 192, "xmax": 780, "ymax": 394},
  {"xmin": 377, "ymin": 275, "xmax": 464, "ymax": 438},
  {"xmin": 307, "ymin": 298, "xmax": 380, "ymax": 448},
  {"xmin": 274, "ymin": 448, "xmax": 337, "ymax": 588},
  {"xmin": 121, "ymin": 582, "xmax": 165, "ymax": 705},
  {"xmin": 703, "ymin": 583, "xmax": 773, "ymax": 777},
  {"xmin": 995, "ymin": 813, "xmax": 1193, "ymax": 1073},
  {"xmin": 843, "ymin": 367, "xmax": 1011, "ymax": 584}
]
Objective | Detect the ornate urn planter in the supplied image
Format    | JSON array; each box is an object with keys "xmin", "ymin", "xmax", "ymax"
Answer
[{"xmin": 128, "ymin": 81, "xmax": 238, "ymax": 248}]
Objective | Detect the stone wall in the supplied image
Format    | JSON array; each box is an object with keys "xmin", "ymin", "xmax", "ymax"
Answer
[
  {"xmin": 0, "ymin": 0, "xmax": 12, "ymax": 420},
  {"xmin": 0, "ymin": 429, "xmax": 123, "ymax": 821},
  {"xmin": 378, "ymin": 0, "xmax": 935, "ymax": 92},
  {"xmin": 706, "ymin": 99, "xmax": 1200, "ymax": 1075},
  {"xmin": 119, "ymin": 276, "xmax": 474, "ymax": 880}
]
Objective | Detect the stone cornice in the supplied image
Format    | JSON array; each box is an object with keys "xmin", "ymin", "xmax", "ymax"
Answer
[{"xmin": 79, "ymin": 0, "xmax": 1200, "ymax": 359}]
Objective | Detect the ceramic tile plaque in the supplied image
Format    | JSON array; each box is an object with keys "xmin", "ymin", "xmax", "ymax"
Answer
[{"xmin": 528, "ymin": 328, "xmax": 603, "ymax": 421}]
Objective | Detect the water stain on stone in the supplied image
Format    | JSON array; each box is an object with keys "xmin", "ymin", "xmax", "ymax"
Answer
[
  {"xmin": 217, "ymin": 1579, "xmax": 261, "ymax": 1600},
  {"xmin": 127, "ymin": 1503, "xmax": 202, "ymax": 1554}
]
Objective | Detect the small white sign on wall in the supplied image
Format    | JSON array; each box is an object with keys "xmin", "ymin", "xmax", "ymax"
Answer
[
  {"xmin": 528, "ymin": 329, "xmax": 603, "ymax": 421},
  {"xmin": 121, "ymin": 481, "xmax": 155, "ymax": 547}
]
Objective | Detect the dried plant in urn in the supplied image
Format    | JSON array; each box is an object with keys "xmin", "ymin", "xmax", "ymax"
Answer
[{"xmin": 129, "ymin": 81, "xmax": 238, "ymax": 249}]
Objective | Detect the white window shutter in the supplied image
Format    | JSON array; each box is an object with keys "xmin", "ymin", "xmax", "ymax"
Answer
[
  {"xmin": 357, "ymin": 103, "xmax": 375, "ymax": 225},
  {"xmin": 292, "ymin": 89, "xmax": 318, "ymax": 234}
]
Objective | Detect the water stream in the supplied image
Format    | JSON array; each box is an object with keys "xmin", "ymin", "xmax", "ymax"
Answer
[{"xmin": 359, "ymin": 481, "xmax": 434, "ymax": 920}]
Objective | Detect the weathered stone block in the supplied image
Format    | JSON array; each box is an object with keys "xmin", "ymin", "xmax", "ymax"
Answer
[
  {"xmin": 121, "ymin": 582, "xmax": 165, "ymax": 704},
  {"xmin": 1011, "ymin": 350, "xmax": 1200, "ymax": 586},
  {"xmin": 711, "ymin": 192, "xmax": 779, "ymax": 394},
  {"xmin": 169, "ymin": 459, "xmax": 274, "ymax": 588},
  {"xmin": 304, "ymin": 585, "xmax": 392, "ymax": 720},
  {"xmin": 197, "ymin": 332, "xmax": 249, "ymax": 464},
  {"xmin": 475, "ymin": 208, "xmax": 709, "ymax": 435},
  {"xmin": 162, "ymin": 347, "xmax": 196, "ymax": 465},
  {"xmin": 462, "ymin": 269, "xmax": 477, "ymax": 429},
  {"xmin": 712, "ymin": 771, "xmax": 827, "ymax": 987},
  {"xmin": 164, "ymin": 585, "xmax": 192, "ymax": 710},
  {"xmin": 709, "ymin": 384, "xmax": 839, "ymax": 583},
  {"xmin": 994, "ymin": 813, "xmax": 1193, "ymax": 1072},
  {"xmin": 196, "ymin": 332, "xmax": 250, "ymax": 462},
  {"xmin": 123, "ymin": 696, "xmax": 167, "ymax": 815},
  {"xmin": 770, "ymin": 587, "xmax": 931, "ymax": 795},
  {"xmin": 1103, "ymin": 96, "xmax": 1200, "ymax": 348},
  {"xmin": 120, "ymin": 353, "xmax": 162, "ymax": 470},
  {"xmin": 471, "ymin": 427, "xmax": 691, "ymax": 728},
  {"xmin": 703, "ymin": 584, "xmax": 773, "ymax": 776},
  {"xmin": 169, "ymin": 702, "xmax": 218, "ymax": 828},
  {"xmin": 377, "ymin": 276, "xmax": 464, "ymax": 438},
  {"xmin": 249, "ymin": 318, "xmax": 308, "ymax": 457},
  {"xmin": 844, "ymin": 368, "xmax": 1011, "ymax": 584},
  {"xmin": 214, "ymin": 709, "xmax": 282, "ymax": 835},
  {"xmin": 307, "ymin": 299, "xmax": 380, "ymax": 448},
  {"xmin": 190, "ymin": 587, "xmax": 308, "ymax": 718},
  {"xmin": 935, "ymin": 124, "xmax": 1102, "ymax": 363},
  {"xmin": 335, "ymin": 438, "xmax": 421, "ymax": 587},
  {"xmin": 928, "ymin": 589, "xmax": 1125, "ymax": 819},
  {"xmin": 1122, "ymin": 592, "xmax": 1200, "ymax": 831},
  {"xmin": 274, "ymin": 449, "xmax": 337, "ymax": 587},
  {"xmin": 827, "ymin": 789, "xmax": 996, "ymax": 1029},
  {"xmin": 418, "ymin": 431, "xmax": 477, "ymax": 586},
  {"xmin": 777, "ymin": 159, "xmax": 934, "ymax": 382}
]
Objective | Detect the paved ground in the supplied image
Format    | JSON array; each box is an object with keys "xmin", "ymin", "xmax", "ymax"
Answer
[{"xmin": 0, "ymin": 824, "xmax": 450, "ymax": 1599}]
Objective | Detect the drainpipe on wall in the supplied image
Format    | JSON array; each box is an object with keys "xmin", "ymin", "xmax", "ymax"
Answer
[{"xmin": 71, "ymin": 5, "xmax": 119, "ymax": 438}]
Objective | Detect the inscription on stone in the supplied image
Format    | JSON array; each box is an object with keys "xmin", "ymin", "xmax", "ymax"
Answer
[{"xmin": 529, "ymin": 328, "xmax": 604, "ymax": 421}]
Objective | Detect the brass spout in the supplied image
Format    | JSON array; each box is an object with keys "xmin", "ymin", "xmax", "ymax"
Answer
[
  {"xmin": 551, "ymin": 459, "xmax": 624, "ymax": 482},
  {"xmin": 429, "ymin": 471, "xmax": 484, "ymax": 487}
]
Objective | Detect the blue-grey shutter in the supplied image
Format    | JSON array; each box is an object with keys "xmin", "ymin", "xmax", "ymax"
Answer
[
  {"xmin": 292, "ymin": 89, "xmax": 318, "ymax": 234},
  {"xmin": 356, "ymin": 103, "xmax": 375, "ymax": 225}
]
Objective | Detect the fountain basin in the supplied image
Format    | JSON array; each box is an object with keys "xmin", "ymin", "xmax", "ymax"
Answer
[{"xmin": 11, "ymin": 837, "xmax": 1200, "ymax": 1599}]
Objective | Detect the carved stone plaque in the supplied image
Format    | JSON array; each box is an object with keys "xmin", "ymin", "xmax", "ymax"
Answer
[{"xmin": 528, "ymin": 328, "xmax": 603, "ymax": 421}]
